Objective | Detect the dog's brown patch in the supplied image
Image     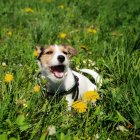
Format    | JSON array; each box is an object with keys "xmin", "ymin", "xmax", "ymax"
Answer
[
  {"xmin": 39, "ymin": 45, "xmax": 55, "ymax": 67},
  {"xmin": 64, "ymin": 45, "xmax": 77, "ymax": 56}
]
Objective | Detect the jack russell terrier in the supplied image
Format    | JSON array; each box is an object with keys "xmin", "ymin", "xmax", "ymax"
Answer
[{"xmin": 36, "ymin": 45, "xmax": 102, "ymax": 109}]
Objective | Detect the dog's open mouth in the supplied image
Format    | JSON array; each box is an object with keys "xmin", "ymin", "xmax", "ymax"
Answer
[{"xmin": 50, "ymin": 65, "xmax": 65, "ymax": 78}]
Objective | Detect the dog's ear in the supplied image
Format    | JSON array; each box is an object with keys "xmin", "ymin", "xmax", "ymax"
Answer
[
  {"xmin": 35, "ymin": 45, "xmax": 44, "ymax": 60},
  {"xmin": 65, "ymin": 45, "xmax": 78, "ymax": 56},
  {"xmin": 35, "ymin": 45, "xmax": 41, "ymax": 54}
]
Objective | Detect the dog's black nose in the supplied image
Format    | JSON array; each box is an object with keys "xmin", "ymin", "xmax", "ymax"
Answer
[{"xmin": 57, "ymin": 55, "xmax": 65, "ymax": 63}]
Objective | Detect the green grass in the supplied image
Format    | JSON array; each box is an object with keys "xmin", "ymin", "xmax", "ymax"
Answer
[{"xmin": 0, "ymin": 0, "xmax": 140, "ymax": 139}]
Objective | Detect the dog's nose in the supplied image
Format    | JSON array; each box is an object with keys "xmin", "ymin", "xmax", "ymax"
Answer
[{"xmin": 57, "ymin": 55, "xmax": 65, "ymax": 63}]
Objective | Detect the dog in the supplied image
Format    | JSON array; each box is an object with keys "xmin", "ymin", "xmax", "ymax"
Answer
[{"xmin": 36, "ymin": 44, "xmax": 102, "ymax": 109}]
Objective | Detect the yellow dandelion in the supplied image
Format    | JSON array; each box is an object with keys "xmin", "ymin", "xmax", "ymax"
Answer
[
  {"xmin": 24, "ymin": 7, "xmax": 34, "ymax": 13},
  {"xmin": 7, "ymin": 31, "xmax": 12, "ymax": 37},
  {"xmin": 83, "ymin": 91, "xmax": 100, "ymax": 102},
  {"xmin": 33, "ymin": 50, "xmax": 39, "ymax": 57},
  {"xmin": 59, "ymin": 33, "xmax": 67, "ymax": 39},
  {"xmin": 58, "ymin": 4, "xmax": 64, "ymax": 9},
  {"xmin": 33, "ymin": 85, "xmax": 41, "ymax": 93},
  {"xmin": 72, "ymin": 101, "xmax": 87, "ymax": 113},
  {"xmin": 4, "ymin": 73, "xmax": 14, "ymax": 83},
  {"xmin": 87, "ymin": 28, "xmax": 97, "ymax": 34}
]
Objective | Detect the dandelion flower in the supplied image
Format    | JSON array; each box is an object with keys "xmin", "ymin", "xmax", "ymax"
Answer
[
  {"xmin": 59, "ymin": 33, "xmax": 66, "ymax": 39},
  {"xmin": 24, "ymin": 7, "xmax": 34, "ymax": 13},
  {"xmin": 83, "ymin": 91, "xmax": 100, "ymax": 102},
  {"xmin": 58, "ymin": 5, "xmax": 64, "ymax": 9},
  {"xmin": 72, "ymin": 101, "xmax": 87, "ymax": 113},
  {"xmin": 87, "ymin": 28, "xmax": 97, "ymax": 34},
  {"xmin": 7, "ymin": 31, "xmax": 12, "ymax": 36},
  {"xmin": 33, "ymin": 50, "xmax": 39, "ymax": 57},
  {"xmin": 4, "ymin": 73, "xmax": 14, "ymax": 83},
  {"xmin": 33, "ymin": 85, "xmax": 40, "ymax": 92}
]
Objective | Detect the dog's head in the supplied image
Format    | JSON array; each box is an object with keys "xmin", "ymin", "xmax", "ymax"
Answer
[{"xmin": 36, "ymin": 45, "xmax": 77, "ymax": 82}]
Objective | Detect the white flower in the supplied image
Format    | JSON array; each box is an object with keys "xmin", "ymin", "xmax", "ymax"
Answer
[
  {"xmin": 83, "ymin": 60, "xmax": 86, "ymax": 64},
  {"xmin": 47, "ymin": 125, "xmax": 56, "ymax": 135},
  {"xmin": 88, "ymin": 59, "xmax": 93, "ymax": 63},
  {"xmin": 41, "ymin": 75, "xmax": 46, "ymax": 79},
  {"xmin": 23, "ymin": 103, "xmax": 28, "ymax": 107},
  {"xmin": 75, "ymin": 66, "xmax": 80, "ymax": 71},
  {"xmin": 116, "ymin": 125, "xmax": 128, "ymax": 132},
  {"xmin": 2, "ymin": 62, "xmax": 7, "ymax": 67},
  {"xmin": 19, "ymin": 64, "xmax": 23, "ymax": 67},
  {"xmin": 88, "ymin": 64, "xmax": 91, "ymax": 67},
  {"xmin": 94, "ymin": 133, "xmax": 99, "ymax": 139}
]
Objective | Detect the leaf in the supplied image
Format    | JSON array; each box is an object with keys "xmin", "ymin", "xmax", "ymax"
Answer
[
  {"xmin": 40, "ymin": 131, "xmax": 48, "ymax": 140},
  {"xmin": 9, "ymin": 137, "xmax": 17, "ymax": 140},
  {"xmin": 56, "ymin": 132, "xmax": 72, "ymax": 140},
  {"xmin": 94, "ymin": 105, "xmax": 101, "ymax": 115},
  {"xmin": 16, "ymin": 115, "xmax": 29, "ymax": 131},
  {"xmin": 0, "ymin": 133, "xmax": 8, "ymax": 140},
  {"xmin": 116, "ymin": 111, "xmax": 128, "ymax": 123},
  {"xmin": 16, "ymin": 115, "xmax": 25, "ymax": 126},
  {"xmin": 20, "ymin": 124, "xmax": 29, "ymax": 131},
  {"xmin": 65, "ymin": 135, "xmax": 72, "ymax": 140},
  {"xmin": 56, "ymin": 132, "xmax": 65, "ymax": 140}
]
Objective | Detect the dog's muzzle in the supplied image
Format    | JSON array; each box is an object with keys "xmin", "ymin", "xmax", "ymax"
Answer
[
  {"xmin": 50, "ymin": 65, "xmax": 66, "ymax": 78},
  {"xmin": 57, "ymin": 55, "xmax": 65, "ymax": 63}
]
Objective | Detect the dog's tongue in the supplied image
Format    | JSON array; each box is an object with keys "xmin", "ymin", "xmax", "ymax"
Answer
[
  {"xmin": 54, "ymin": 71, "xmax": 64, "ymax": 78},
  {"xmin": 51, "ymin": 65, "xmax": 65, "ymax": 78}
]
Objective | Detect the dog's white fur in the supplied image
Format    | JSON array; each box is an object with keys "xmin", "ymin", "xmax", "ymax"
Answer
[{"xmin": 36, "ymin": 45, "xmax": 102, "ymax": 109}]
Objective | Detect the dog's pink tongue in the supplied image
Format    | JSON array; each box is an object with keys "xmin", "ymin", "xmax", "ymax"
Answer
[
  {"xmin": 51, "ymin": 65, "xmax": 64, "ymax": 78},
  {"xmin": 54, "ymin": 71, "xmax": 64, "ymax": 78}
]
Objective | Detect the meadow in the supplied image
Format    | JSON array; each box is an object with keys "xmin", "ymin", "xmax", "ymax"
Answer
[{"xmin": 0, "ymin": 0, "xmax": 140, "ymax": 139}]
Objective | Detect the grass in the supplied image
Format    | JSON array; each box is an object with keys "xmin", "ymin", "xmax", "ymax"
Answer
[{"xmin": 0, "ymin": 0, "xmax": 140, "ymax": 139}]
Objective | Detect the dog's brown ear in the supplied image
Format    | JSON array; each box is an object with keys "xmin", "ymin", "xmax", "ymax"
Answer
[
  {"xmin": 35, "ymin": 45, "xmax": 44, "ymax": 60},
  {"xmin": 65, "ymin": 45, "xmax": 78, "ymax": 56},
  {"xmin": 35, "ymin": 45, "xmax": 41, "ymax": 54}
]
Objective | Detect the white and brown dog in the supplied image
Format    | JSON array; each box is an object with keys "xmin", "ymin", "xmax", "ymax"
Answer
[{"xmin": 36, "ymin": 45, "xmax": 102, "ymax": 109}]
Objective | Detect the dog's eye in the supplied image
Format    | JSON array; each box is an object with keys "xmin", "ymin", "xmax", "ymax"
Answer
[
  {"xmin": 63, "ymin": 51, "xmax": 68, "ymax": 55},
  {"xmin": 46, "ymin": 51, "xmax": 53, "ymax": 54}
]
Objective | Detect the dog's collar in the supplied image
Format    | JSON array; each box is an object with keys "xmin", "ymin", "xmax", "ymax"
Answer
[
  {"xmin": 37, "ymin": 72, "xmax": 79, "ymax": 101},
  {"xmin": 46, "ymin": 74, "xmax": 79, "ymax": 101}
]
